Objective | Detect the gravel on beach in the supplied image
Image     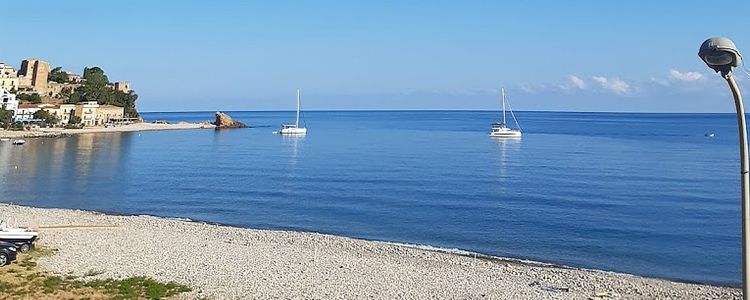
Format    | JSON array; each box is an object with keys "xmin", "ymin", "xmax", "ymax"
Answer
[{"xmin": 0, "ymin": 204, "xmax": 740, "ymax": 299}]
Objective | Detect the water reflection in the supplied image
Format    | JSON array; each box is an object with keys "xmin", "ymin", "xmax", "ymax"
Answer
[
  {"xmin": 492, "ymin": 137, "xmax": 521, "ymax": 168},
  {"xmin": 0, "ymin": 134, "xmax": 130, "ymax": 208},
  {"xmin": 281, "ymin": 135, "xmax": 305, "ymax": 169},
  {"xmin": 277, "ymin": 135, "xmax": 305, "ymax": 197}
]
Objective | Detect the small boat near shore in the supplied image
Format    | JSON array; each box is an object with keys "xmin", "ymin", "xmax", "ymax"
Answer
[
  {"xmin": 0, "ymin": 221, "xmax": 38, "ymax": 253},
  {"xmin": 0, "ymin": 138, "xmax": 9, "ymax": 142},
  {"xmin": 11, "ymin": 139, "xmax": 26, "ymax": 145}
]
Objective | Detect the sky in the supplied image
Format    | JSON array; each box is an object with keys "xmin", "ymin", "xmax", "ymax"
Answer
[{"xmin": 1, "ymin": 1, "xmax": 749, "ymax": 112}]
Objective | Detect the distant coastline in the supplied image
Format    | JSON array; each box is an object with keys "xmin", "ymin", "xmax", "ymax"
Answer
[
  {"xmin": 0, "ymin": 122, "xmax": 214, "ymax": 139},
  {"xmin": 139, "ymin": 109, "xmax": 742, "ymax": 114}
]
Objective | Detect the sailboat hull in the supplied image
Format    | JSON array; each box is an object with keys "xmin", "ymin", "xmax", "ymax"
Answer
[
  {"xmin": 489, "ymin": 130, "xmax": 522, "ymax": 138},
  {"xmin": 280, "ymin": 127, "xmax": 307, "ymax": 135}
]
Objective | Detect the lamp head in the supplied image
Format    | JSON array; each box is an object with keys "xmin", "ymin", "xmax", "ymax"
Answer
[{"xmin": 699, "ymin": 37, "xmax": 742, "ymax": 76}]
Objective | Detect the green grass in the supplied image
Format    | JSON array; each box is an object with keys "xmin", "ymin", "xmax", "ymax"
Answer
[
  {"xmin": 86, "ymin": 276, "xmax": 192, "ymax": 300},
  {"xmin": 0, "ymin": 247, "xmax": 192, "ymax": 299},
  {"xmin": 42, "ymin": 276, "xmax": 63, "ymax": 293},
  {"xmin": 0, "ymin": 281, "xmax": 18, "ymax": 293}
]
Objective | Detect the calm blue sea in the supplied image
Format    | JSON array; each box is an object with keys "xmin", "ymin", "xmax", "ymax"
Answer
[{"xmin": 0, "ymin": 111, "xmax": 742, "ymax": 285}]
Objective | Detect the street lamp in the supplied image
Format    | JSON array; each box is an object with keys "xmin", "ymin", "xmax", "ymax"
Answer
[{"xmin": 699, "ymin": 36, "xmax": 748, "ymax": 298}]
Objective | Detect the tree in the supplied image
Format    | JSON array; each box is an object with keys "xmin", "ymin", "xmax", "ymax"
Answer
[
  {"xmin": 83, "ymin": 67, "xmax": 108, "ymax": 82},
  {"xmin": 57, "ymin": 87, "xmax": 72, "ymax": 101},
  {"xmin": 66, "ymin": 90, "xmax": 81, "ymax": 104},
  {"xmin": 33, "ymin": 109, "xmax": 58, "ymax": 125},
  {"xmin": 77, "ymin": 66, "xmax": 140, "ymax": 116},
  {"xmin": 17, "ymin": 93, "xmax": 42, "ymax": 104},
  {"xmin": 48, "ymin": 67, "xmax": 69, "ymax": 84},
  {"xmin": 80, "ymin": 66, "xmax": 110, "ymax": 102},
  {"xmin": 75, "ymin": 66, "xmax": 140, "ymax": 117},
  {"xmin": 113, "ymin": 90, "xmax": 139, "ymax": 117},
  {"xmin": 0, "ymin": 107, "xmax": 13, "ymax": 129},
  {"xmin": 69, "ymin": 115, "xmax": 81, "ymax": 125}
]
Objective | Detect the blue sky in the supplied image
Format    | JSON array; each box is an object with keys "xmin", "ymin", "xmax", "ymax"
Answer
[{"xmin": 1, "ymin": 1, "xmax": 749, "ymax": 112}]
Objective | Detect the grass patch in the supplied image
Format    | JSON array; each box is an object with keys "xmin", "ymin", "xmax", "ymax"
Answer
[
  {"xmin": 87, "ymin": 276, "xmax": 191, "ymax": 299},
  {"xmin": 0, "ymin": 246, "xmax": 192, "ymax": 299},
  {"xmin": 0, "ymin": 281, "xmax": 18, "ymax": 293},
  {"xmin": 42, "ymin": 276, "xmax": 63, "ymax": 293}
]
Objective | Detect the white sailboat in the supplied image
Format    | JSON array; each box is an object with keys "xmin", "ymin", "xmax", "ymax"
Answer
[
  {"xmin": 489, "ymin": 88, "xmax": 522, "ymax": 138},
  {"xmin": 280, "ymin": 89, "xmax": 307, "ymax": 135}
]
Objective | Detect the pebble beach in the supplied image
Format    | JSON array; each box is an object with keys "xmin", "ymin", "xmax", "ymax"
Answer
[{"xmin": 0, "ymin": 204, "xmax": 740, "ymax": 299}]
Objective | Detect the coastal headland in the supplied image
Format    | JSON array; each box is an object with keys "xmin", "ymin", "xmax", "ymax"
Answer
[{"xmin": 0, "ymin": 204, "xmax": 739, "ymax": 299}]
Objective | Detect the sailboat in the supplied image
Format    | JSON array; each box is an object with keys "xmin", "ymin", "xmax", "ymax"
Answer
[
  {"xmin": 489, "ymin": 88, "xmax": 522, "ymax": 138},
  {"xmin": 280, "ymin": 89, "xmax": 307, "ymax": 135}
]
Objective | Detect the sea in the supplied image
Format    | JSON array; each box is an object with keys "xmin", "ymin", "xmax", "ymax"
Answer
[{"xmin": 0, "ymin": 111, "xmax": 742, "ymax": 286}]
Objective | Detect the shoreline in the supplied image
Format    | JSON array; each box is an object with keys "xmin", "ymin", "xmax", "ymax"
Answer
[
  {"xmin": 0, "ymin": 203, "xmax": 740, "ymax": 299},
  {"xmin": 53, "ymin": 206, "xmax": 732, "ymax": 288},
  {"xmin": 0, "ymin": 122, "xmax": 216, "ymax": 139},
  {"xmin": 123, "ymin": 213, "xmax": 736, "ymax": 288}
]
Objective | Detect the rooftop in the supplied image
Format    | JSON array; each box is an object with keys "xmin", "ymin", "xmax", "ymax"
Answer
[{"xmin": 17, "ymin": 103, "xmax": 39, "ymax": 109}]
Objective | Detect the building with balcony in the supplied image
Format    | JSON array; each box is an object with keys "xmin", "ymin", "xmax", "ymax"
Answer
[
  {"xmin": 74, "ymin": 101, "xmax": 99, "ymax": 126},
  {"xmin": 42, "ymin": 104, "xmax": 76, "ymax": 124},
  {"xmin": 0, "ymin": 63, "xmax": 19, "ymax": 92},
  {"xmin": 0, "ymin": 87, "xmax": 18, "ymax": 113},
  {"xmin": 14, "ymin": 103, "xmax": 42, "ymax": 122}
]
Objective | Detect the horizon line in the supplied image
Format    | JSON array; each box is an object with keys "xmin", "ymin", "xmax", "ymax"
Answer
[{"xmin": 139, "ymin": 108, "xmax": 741, "ymax": 114}]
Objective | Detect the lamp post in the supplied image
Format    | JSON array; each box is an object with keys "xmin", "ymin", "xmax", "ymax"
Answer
[{"xmin": 699, "ymin": 37, "xmax": 748, "ymax": 299}]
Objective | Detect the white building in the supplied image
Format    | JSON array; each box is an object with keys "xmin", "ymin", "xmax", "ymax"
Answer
[
  {"xmin": 0, "ymin": 63, "xmax": 19, "ymax": 92},
  {"xmin": 0, "ymin": 87, "xmax": 18, "ymax": 113},
  {"xmin": 42, "ymin": 104, "xmax": 76, "ymax": 125},
  {"xmin": 75, "ymin": 101, "xmax": 99, "ymax": 126},
  {"xmin": 14, "ymin": 103, "xmax": 48, "ymax": 122}
]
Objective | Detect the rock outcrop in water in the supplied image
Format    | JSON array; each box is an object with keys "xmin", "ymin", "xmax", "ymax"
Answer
[{"xmin": 213, "ymin": 112, "xmax": 247, "ymax": 129}]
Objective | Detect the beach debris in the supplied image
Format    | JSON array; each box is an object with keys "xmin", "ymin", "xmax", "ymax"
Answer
[
  {"xmin": 590, "ymin": 291, "xmax": 609, "ymax": 298},
  {"xmin": 213, "ymin": 112, "xmax": 248, "ymax": 129}
]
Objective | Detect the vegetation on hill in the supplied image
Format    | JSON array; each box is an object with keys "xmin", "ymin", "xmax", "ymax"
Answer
[
  {"xmin": 17, "ymin": 93, "xmax": 42, "ymax": 104},
  {"xmin": 48, "ymin": 67, "xmax": 69, "ymax": 84},
  {"xmin": 68, "ymin": 66, "xmax": 139, "ymax": 117},
  {"xmin": 15, "ymin": 64, "xmax": 140, "ymax": 117},
  {"xmin": 33, "ymin": 109, "xmax": 58, "ymax": 125},
  {"xmin": 0, "ymin": 107, "xmax": 13, "ymax": 128}
]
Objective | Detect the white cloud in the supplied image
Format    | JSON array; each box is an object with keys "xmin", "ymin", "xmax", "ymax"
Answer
[
  {"xmin": 592, "ymin": 76, "xmax": 630, "ymax": 95},
  {"xmin": 569, "ymin": 75, "xmax": 586, "ymax": 89},
  {"xmin": 669, "ymin": 69, "xmax": 704, "ymax": 82},
  {"xmin": 519, "ymin": 84, "xmax": 538, "ymax": 94}
]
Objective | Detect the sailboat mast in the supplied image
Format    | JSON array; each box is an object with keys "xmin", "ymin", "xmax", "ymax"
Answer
[
  {"xmin": 296, "ymin": 89, "xmax": 301, "ymax": 127},
  {"xmin": 501, "ymin": 88, "xmax": 506, "ymax": 125}
]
